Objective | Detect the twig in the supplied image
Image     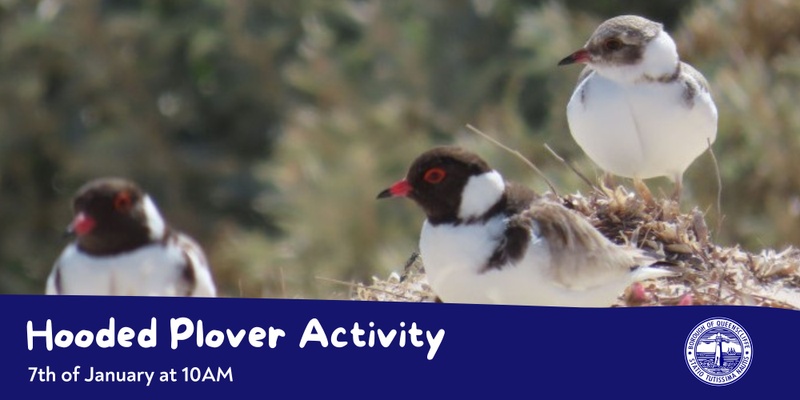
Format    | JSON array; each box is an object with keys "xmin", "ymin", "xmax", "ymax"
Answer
[
  {"xmin": 315, "ymin": 276, "xmax": 360, "ymax": 289},
  {"xmin": 716, "ymin": 262, "xmax": 729, "ymax": 305},
  {"xmin": 692, "ymin": 208, "xmax": 710, "ymax": 249},
  {"xmin": 744, "ymin": 294, "xmax": 797, "ymax": 309},
  {"xmin": 707, "ymin": 138, "xmax": 724, "ymax": 237},
  {"xmin": 315, "ymin": 276, "xmax": 423, "ymax": 302},
  {"xmin": 543, "ymin": 143, "xmax": 596, "ymax": 190},
  {"xmin": 465, "ymin": 124, "xmax": 559, "ymax": 196},
  {"xmin": 400, "ymin": 251, "xmax": 420, "ymax": 282},
  {"xmin": 314, "ymin": 276, "xmax": 364, "ymax": 300}
]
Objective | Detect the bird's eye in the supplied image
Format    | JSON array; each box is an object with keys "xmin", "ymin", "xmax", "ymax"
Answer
[
  {"xmin": 423, "ymin": 168, "xmax": 447, "ymax": 184},
  {"xmin": 114, "ymin": 191, "xmax": 133, "ymax": 212},
  {"xmin": 604, "ymin": 38, "xmax": 623, "ymax": 51}
]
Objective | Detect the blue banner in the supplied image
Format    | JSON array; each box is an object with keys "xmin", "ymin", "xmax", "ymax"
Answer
[{"xmin": 0, "ymin": 295, "xmax": 794, "ymax": 398}]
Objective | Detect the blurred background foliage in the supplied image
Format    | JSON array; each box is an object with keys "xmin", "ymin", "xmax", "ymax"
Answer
[{"xmin": 2, "ymin": 0, "xmax": 799, "ymax": 298}]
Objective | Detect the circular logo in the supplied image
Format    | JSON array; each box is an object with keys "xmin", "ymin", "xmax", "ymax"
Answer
[{"xmin": 684, "ymin": 317, "xmax": 753, "ymax": 386}]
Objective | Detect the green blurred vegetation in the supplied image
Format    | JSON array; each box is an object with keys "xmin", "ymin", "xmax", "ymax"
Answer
[{"xmin": 2, "ymin": 0, "xmax": 799, "ymax": 299}]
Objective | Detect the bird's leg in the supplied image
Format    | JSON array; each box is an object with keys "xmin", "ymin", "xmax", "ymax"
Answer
[
  {"xmin": 633, "ymin": 177, "xmax": 654, "ymax": 206},
  {"xmin": 671, "ymin": 174, "xmax": 683, "ymax": 203}
]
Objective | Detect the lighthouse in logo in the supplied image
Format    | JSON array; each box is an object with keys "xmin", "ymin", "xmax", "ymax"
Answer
[{"xmin": 684, "ymin": 317, "xmax": 753, "ymax": 386}]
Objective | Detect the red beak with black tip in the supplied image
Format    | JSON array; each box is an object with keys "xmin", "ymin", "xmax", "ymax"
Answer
[
  {"xmin": 558, "ymin": 48, "xmax": 591, "ymax": 66},
  {"xmin": 377, "ymin": 179, "xmax": 412, "ymax": 199},
  {"xmin": 64, "ymin": 211, "xmax": 96, "ymax": 238}
]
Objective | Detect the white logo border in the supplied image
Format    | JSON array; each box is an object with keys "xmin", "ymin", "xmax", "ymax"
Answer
[{"xmin": 684, "ymin": 316, "xmax": 753, "ymax": 386}]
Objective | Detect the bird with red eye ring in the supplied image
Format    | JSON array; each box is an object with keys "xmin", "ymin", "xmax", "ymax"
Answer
[
  {"xmin": 114, "ymin": 191, "xmax": 133, "ymax": 213},
  {"xmin": 423, "ymin": 168, "xmax": 446, "ymax": 184},
  {"xmin": 46, "ymin": 177, "xmax": 218, "ymax": 297}
]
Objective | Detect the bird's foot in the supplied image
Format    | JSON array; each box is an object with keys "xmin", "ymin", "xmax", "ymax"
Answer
[{"xmin": 624, "ymin": 282, "xmax": 651, "ymax": 306}]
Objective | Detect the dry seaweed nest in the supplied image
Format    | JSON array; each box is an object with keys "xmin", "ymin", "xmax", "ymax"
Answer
[{"xmin": 354, "ymin": 185, "xmax": 800, "ymax": 309}]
